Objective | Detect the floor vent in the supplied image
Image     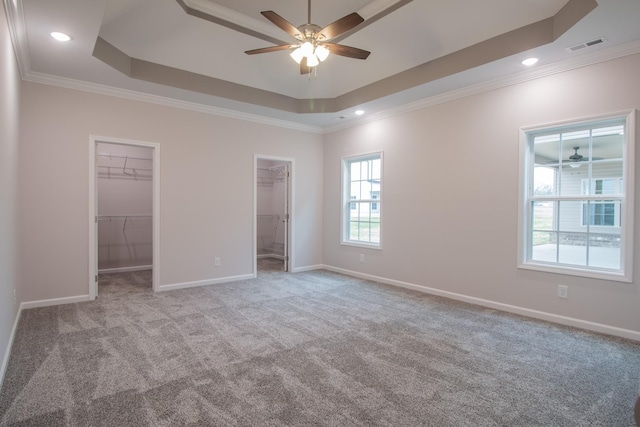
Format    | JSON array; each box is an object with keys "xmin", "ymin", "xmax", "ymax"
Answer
[{"xmin": 566, "ymin": 37, "xmax": 606, "ymax": 52}]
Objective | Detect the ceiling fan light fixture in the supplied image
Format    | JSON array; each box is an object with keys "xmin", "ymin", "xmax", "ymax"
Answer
[
  {"xmin": 569, "ymin": 162, "xmax": 582, "ymax": 168},
  {"xmin": 306, "ymin": 54, "xmax": 320, "ymax": 67},
  {"xmin": 315, "ymin": 45, "xmax": 330, "ymax": 62},
  {"xmin": 246, "ymin": 1, "xmax": 369, "ymax": 75},
  {"xmin": 290, "ymin": 48, "xmax": 304, "ymax": 64},
  {"xmin": 300, "ymin": 41, "xmax": 314, "ymax": 57}
]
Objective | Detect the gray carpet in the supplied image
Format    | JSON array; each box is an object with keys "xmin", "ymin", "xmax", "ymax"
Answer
[
  {"xmin": 98, "ymin": 269, "xmax": 152, "ymax": 296},
  {"xmin": 1, "ymin": 264, "xmax": 639, "ymax": 426}
]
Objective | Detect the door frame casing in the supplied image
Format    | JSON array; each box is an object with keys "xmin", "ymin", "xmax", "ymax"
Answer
[
  {"xmin": 89, "ymin": 135, "xmax": 161, "ymax": 299},
  {"xmin": 253, "ymin": 154, "xmax": 294, "ymax": 275}
]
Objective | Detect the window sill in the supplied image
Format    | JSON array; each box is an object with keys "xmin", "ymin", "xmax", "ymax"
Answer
[
  {"xmin": 517, "ymin": 261, "xmax": 631, "ymax": 283},
  {"xmin": 341, "ymin": 241, "xmax": 383, "ymax": 250}
]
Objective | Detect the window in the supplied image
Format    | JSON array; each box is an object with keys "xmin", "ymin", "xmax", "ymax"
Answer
[
  {"xmin": 518, "ymin": 112, "xmax": 635, "ymax": 282},
  {"xmin": 342, "ymin": 153, "xmax": 382, "ymax": 247}
]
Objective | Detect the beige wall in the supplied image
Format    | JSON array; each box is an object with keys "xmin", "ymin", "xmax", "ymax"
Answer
[
  {"xmin": 19, "ymin": 82, "xmax": 323, "ymax": 301},
  {"xmin": 323, "ymin": 53, "xmax": 640, "ymax": 335},
  {"xmin": 0, "ymin": 2, "xmax": 21, "ymax": 379}
]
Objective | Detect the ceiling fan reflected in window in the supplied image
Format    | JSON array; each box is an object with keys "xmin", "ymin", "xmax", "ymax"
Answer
[{"xmin": 244, "ymin": 0, "xmax": 371, "ymax": 75}]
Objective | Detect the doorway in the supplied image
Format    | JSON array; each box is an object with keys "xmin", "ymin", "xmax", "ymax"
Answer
[
  {"xmin": 89, "ymin": 137, "xmax": 160, "ymax": 299},
  {"xmin": 255, "ymin": 155, "xmax": 293, "ymax": 274}
]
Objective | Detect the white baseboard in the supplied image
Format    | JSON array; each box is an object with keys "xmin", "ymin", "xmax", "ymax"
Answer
[
  {"xmin": 0, "ymin": 306, "xmax": 22, "ymax": 389},
  {"xmin": 159, "ymin": 274, "xmax": 255, "ymax": 292},
  {"xmin": 21, "ymin": 295, "xmax": 91, "ymax": 310},
  {"xmin": 98, "ymin": 265, "xmax": 152, "ymax": 274},
  {"xmin": 322, "ymin": 265, "xmax": 640, "ymax": 342},
  {"xmin": 292, "ymin": 264, "xmax": 325, "ymax": 273}
]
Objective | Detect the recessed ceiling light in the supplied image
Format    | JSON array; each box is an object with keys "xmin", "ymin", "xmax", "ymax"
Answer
[
  {"xmin": 355, "ymin": 110, "xmax": 365, "ymax": 116},
  {"xmin": 522, "ymin": 57, "xmax": 539, "ymax": 66},
  {"xmin": 50, "ymin": 32, "xmax": 71, "ymax": 42}
]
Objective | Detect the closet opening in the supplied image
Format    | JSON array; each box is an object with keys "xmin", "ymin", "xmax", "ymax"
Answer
[
  {"xmin": 89, "ymin": 137, "xmax": 160, "ymax": 300},
  {"xmin": 255, "ymin": 156, "xmax": 293, "ymax": 274}
]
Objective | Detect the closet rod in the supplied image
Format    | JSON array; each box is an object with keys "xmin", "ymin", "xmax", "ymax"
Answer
[{"xmin": 97, "ymin": 153, "xmax": 152, "ymax": 161}]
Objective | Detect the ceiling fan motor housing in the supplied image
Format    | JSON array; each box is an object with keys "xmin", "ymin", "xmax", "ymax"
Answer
[
  {"xmin": 297, "ymin": 24, "xmax": 323, "ymax": 40},
  {"xmin": 569, "ymin": 146, "xmax": 583, "ymax": 162}
]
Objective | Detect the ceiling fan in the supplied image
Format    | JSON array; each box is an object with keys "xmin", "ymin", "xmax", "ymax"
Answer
[
  {"xmin": 568, "ymin": 146, "xmax": 603, "ymax": 162},
  {"xmin": 244, "ymin": 0, "xmax": 371, "ymax": 74},
  {"xmin": 566, "ymin": 146, "xmax": 603, "ymax": 167}
]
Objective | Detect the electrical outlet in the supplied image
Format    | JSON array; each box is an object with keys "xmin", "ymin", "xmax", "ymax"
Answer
[
  {"xmin": 214, "ymin": 257, "xmax": 221, "ymax": 267},
  {"xmin": 360, "ymin": 254, "xmax": 365, "ymax": 263},
  {"xmin": 557, "ymin": 285, "xmax": 568, "ymax": 299}
]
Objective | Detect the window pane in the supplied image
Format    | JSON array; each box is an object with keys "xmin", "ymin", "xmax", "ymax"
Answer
[
  {"xmin": 557, "ymin": 200, "xmax": 582, "ymax": 233},
  {"xmin": 533, "ymin": 133, "xmax": 560, "ymax": 166},
  {"xmin": 360, "ymin": 160, "xmax": 369, "ymax": 181},
  {"xmin": 350, "ymin": 162, "xmax": 360, "ymax": 182},
  {"xmin": 371, "ymin": 158, "xmax": 381, "ymax": 180},
  {"xmin": 361, "ymin": 180, "xmax": 372, "ymax": 199},
  {"xmin": 360, "ymin": 202, "xmax": 371, "ymax": 222},
  {"xmin": 351, "ymin": 182, "xmax": 361, "ymax": 199},
  {"xmin": 349, "ymin": 221, "xmax": 359, "ymax": 240},
  {"xmin": 582, "ymin": 200, "xmax": 619, "ymax": 227},
  {"xmin": 557, "ymin": 200, "xmax": 586, "ymax": 265},
  {"xmin": 532, "ymin": 201, "xmax": 554, "ymax": 231},
  {"xmin": 592, "ymin": 124, "xmax": 624, "ymax": 160},
  {"xmin": 558, "ymin": 232, "xmax": 587, "ymax": 266},
  {"xmin": 358, "ymin": 222, "xmax": 370, "ymax": 242},
  {"xmin": 588, "ymin": 233, "xmax": 621, "ymax": 270},
  {"xmin": 370, "ymin": 222, "xmax": 380, "ymax": 243},
  {"xmin": 531, "ymin": 231, "xmax": 557, "ymax": 262},
  {"xmin": 591, "ymin": 166, "xmax": 623, "ymax": 193},
  {"xmin": 560, "ymin": 162, "xmax": 587, "ymax": 197},
  {"xmin": 533, "ymin": 166, "xmax": 557, "ymax": 196}
]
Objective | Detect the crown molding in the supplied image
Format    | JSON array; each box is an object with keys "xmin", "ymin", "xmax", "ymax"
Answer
[
  {"xmin": 20, "ymin": 38, "xmax": 640, "ymax": 136},
  {"xmin": 325, "ymin": 39, "xmax": 640, "ymax": 134},
  {"xmin": 2, "ymin": 0, "xmax": 30, "ymax": 78},
  {"xmin": 23, "ymin": 71, "xmax": 324, "ymax": 134}
]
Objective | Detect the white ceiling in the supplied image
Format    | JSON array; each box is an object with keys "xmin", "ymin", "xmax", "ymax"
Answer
[{"xmin": 8, "ymin": 0, "xmax": 640, "ymax": 131}]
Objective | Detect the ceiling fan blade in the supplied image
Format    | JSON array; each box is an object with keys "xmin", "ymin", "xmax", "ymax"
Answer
[
  {"xmin": 324, "ymin": 43, "xmax": 370, "ymax": 59},
  {"xmin": 300, "ymin": 58, "xmax": 312, "ymax": 75},
  {"xmin": 317, "ymin": 13, "xmax": 364, "ymax": 40},
  {"xmin": 245, "ymin": 45, "xmax": 295, "ymax": 55},
  {"xmin": 261, "ymin": 11, "xmax": 303, "ymax": 39}
]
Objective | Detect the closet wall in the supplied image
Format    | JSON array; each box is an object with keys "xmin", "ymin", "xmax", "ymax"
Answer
[
  {"xmin": 257, "ymin": 159, "xmax": 287, "ymax": 258},
  {"xmin": 97, "ymin": 142, "xmax": 153, "ymax": 272}
]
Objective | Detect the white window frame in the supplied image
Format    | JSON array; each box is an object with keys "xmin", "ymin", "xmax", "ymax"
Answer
[
  {"xmin": 341, "ymin": 152, "xmax": 383, "ymax": 249},
  {"xmin": 517, "ymin": 111, "xmax": 635, "ymax": 282}
]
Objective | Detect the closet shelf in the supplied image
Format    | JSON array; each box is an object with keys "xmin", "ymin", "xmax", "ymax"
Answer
[
  {"xmin": 97, "ymin": 215, "xmax": 152, "ymax": 234},
  {"xmin": 97, "ymin": 153, "xmax": 153, "ymax": 180}
]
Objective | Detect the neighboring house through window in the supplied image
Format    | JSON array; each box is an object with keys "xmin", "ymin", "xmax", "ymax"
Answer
[{"xmin": 581, "ymin": 178, "xmax": 622, "ymax": 227}]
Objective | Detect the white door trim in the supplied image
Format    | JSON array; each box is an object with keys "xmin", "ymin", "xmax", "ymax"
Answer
[
  {"xmin": 253, "ymin": 154, "xmax": 295, "ymax": 276},
  {"xmin": 89, "ymin": 135, "xmax": 161, "ymax": 299}
]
